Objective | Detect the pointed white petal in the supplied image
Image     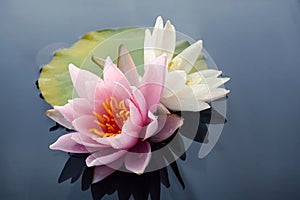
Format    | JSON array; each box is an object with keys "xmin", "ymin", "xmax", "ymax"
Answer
[
  {"xmin": 198, "ymin": 88, "xmax": 230, "ymax": 102},
  {"xmin": 171, "ymin": 40, "xmax": 203, "ymax": 73},
  {"xmin": 152, "ymin": 17, "xmax": 164, "ymax": 58},
  {"xmin": 202, "ymin": 77, "xmax": 230, "ymax": 89},
  {"xmin": 200, "ymin": 69, "xmax": 222, "ymax": 78},
  {"xmin": 162, "ymin": 20, "xmax": 176, "ymax": 62},
  {"xmin": 154, "ymin": 16, "xmax": 164, "ymax": 30},
  {"xmin": 144, "ymin": 29, "xmax": 156, "ymax": 64},
  {"xmin": 161, "ymin": 85, "xmax": 211, "ymax": 111}
]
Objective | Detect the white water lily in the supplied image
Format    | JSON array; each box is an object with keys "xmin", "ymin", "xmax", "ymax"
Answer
[{"xmin": 144, "ymin": 16, "xmax": 230, "ymax": 111}]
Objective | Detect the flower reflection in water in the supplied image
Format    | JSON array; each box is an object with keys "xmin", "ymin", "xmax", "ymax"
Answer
[{"xmin": 53, "ymin": 107, "xmax": 226, "ymax": 200}]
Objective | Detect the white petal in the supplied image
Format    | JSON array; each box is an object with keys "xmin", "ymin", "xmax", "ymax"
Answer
[
  {"xmin": 202, "ymin": 77, "xmax": 230, "ymax": 89},
  {"xmin": 199, "ymin": 88, "xmax": 230, "ymax": 102},
  {"xmin": 161, "ymin": 86, "xmax": 210, "ymax": 111},
  {"xmin": 186, "ymin": 71, "xmax": 203, "ymax": 85},
  {"xmin": 144, "ymin": 29, "xmax": 156, "ymax": 65},
  {"xmin": 162, "ymin": 20, "xmax": 176, "ymax": 62},
  {"xmin": 152, "ymin": 17, "xmax": 164, "ymax": 58},
  {"xmin": 163, "ymin": 70, "xmax": 187, "ymax": 98},
  {"xmin": 144, "ymin": 16, "xmax": 176, "ymax": 65},
  {"xmin": 200, "ymin": 69, "xmax": 222, "ymax": 78},
  {"xmin": 171, "ymin": 40, "xmax": 203, "ymax": 73},
  {"xmin": 153, "ymin": 16, "xmax": 164, "ymax": 32}
]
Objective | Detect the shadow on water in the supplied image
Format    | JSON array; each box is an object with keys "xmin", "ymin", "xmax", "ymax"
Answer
[{"xmin": 54, "ymin": 107, "xmax": 227, "ymax": 200}]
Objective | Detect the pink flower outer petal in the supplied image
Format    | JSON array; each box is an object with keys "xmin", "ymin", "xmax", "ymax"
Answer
[
  {"xmin": 111, "ymin": 81, "xmax": 131, "ymax": 102},
  {"xmin": 124, "ymin": 141, "xmax": 151, "ymax": 174},
  {"xmin": 92, "ymin": 158, "xmax": 124, "ymax": 184},
  {"xmin": 94, "ymin": 120, "xmax": 140, "ymax": 150},
  {"xmin": 85, "ymin": 79, "xmax": 105, "ymax": 102},
  {"xmin": 49, "ymin": 133, "xmax": 98, "ymax": 153},
  {"xmin": 45, "ymin": 109, "xmax": 74, "ymax": 130},
  {"xmin": 129, "ymin": 101, "xmax": 143, "ymax": 127},
  {"xmin": 53, "ymin": 102, "xmax": 74, "ymax": 123},
  {"xmin": 142, "ymin": 111, "xmax": 159, "ymax": 140},
  {"xmin": 93, "ymin": 82, "xmax": 112, "ymax": 104},
  {"xmin": 148, "ymin": 114, "xmax": 183, "ymax": 143},
  {"xmin": 92, "ymin": 166, "xmax": 115, "ymax": 184},
  {"xmin": 118, "ymin": 44, "xmax": 140, "ymax": 87},
  {"xmin": 70, "ymin": 98, "xmax": 94, "ymax": 119},
  {"xmin": 131, "ymin": 87, "xmax": 147, "ymax": 122},
  {"xmin": 68, "ymin": 64, "xmax": 101, "ymax": 99},
  {"xmin": 103, "ymin": 57, "xmax": 131, "ymax": 95},
  {"xmin": 138, "ymin": 55, "xmax": 167, "ymax": 112},
  {"xmin": 72, "ymin": 115, "xmax": 99, "ymax": 135},
  {"xmin": 71, "ymin": 132, "xmax": 108, "ymax": 148},
  {"xmin": 85, "ymin": 148, "xmax": 127, "ymax": 167}
]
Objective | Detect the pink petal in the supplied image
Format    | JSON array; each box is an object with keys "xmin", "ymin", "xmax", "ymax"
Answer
[
  {"xmin": 129, "ymin": 101, "xmax": 143, "ymax": 127},
  {"xmin": 131, "ymin": 87, "xmax": 147, "ymax": 122},
  {"xmin": 117, "ymin": 45, "xmax": 140, "ymax": 87},
  {"xmin": 89, "ymin": 117, "xmax": 141, "ymax": 148},
  {"xmin": 111, "ymin": 82, "xmax": 131, "ymax": 102},
  {"xmin": 85, "ymin": 148, "xmax": 127, "ymax": 167},
  {"xmin": 156, "ymin": 103, "xmax": 170, "ymax": 114},
  {"xmin": 72, "ymin": 115, "xmax": 99, "ymax": 134},
  {"xmin": 103, "ymin": 57, "xmax": 131, "ymax": 94},
  {"xmin": 92, "ymin": 166, "xmax": 116, "ymax": 184},
  {"xmin": 105, "ymin": 130, "xmax": 139, "ymax": 150},
  {"xmin": 117, "ymin": 115, "xmax": 143, "ymax": 139},
  {"xmin": 71, "ymin": 115, "xmax": 114, "ymax": 147},
  {"xmin": 70, "ymin": 98, "xmax": 94, "ymax": 118},
  {"xmin": 148, "ymin": 114, "xmax": 183, "ymax": 143},
  {"xmin": 68, "ymin": 64, "xmax": 101, "ymax": 99},
  {"xmin": 45, "ymin": 109, "xmax": 74, "ymax": 130},
  {"xmin": 54, "ymin": 98, "xmax": 93, "ymax": 123},
  {"xmin": 143, "ymin": 111, "xmax": 159, "ymax": 140},
  {"xmin": 153, "ymin": 103, "xmax": 170, "ymax": 133},
  {"xmin": 85, "ymin": 79, "xmax": 104, "ymax": 102},
  {"xmin": 93, "ymin": 82, "xmax": 112, "ymax": 104},
  {"xmin": 92, "ymin": 158, "xmax": 124, "ymax": 183},
  {"xmin": 139, "ymin": 55, "xmax": 167, "ymax": 111},
  {"xmin": 124, "ymin": 141, "xmax": 151, "ymax": 174},
  {"xmin": 50, "ymin": 133, "xmax": 97, "ymax": 153},
  {"xmin": 53, "ymin": 101, "xmax": 74, "ymax": 122},
  {"xmin": 71, "ymin": 132, "xmax": 108, "ymax": 148}
]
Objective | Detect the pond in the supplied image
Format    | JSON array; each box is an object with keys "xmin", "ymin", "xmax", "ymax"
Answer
[{"xmin": 1, "ymin": 0, "xmax": 300, "ymax": 199}]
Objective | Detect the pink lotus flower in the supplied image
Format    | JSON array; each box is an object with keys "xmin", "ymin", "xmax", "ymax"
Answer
[{"xmin": 46, "ymin": 52, "xmax": 183, "ymax": 183}]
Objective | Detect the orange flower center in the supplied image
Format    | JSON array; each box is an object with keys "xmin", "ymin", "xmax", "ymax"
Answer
[{"xmin": 89, "ymin": 97, "xmax": 130, "ymax": 137}]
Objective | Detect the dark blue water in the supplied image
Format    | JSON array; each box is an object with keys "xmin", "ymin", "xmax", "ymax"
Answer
[{"xmin": 1, "ymin": 0, "xmax": 300, "ymax": 199}]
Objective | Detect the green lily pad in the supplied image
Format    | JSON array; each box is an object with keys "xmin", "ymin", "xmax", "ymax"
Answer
[
  {"xmin": 38, "ymin": 28, "xmax": 207, "ymax": 107},
  {"xmin": 38, "ymin": 28, "xmax": 145, "ymax": 106}
]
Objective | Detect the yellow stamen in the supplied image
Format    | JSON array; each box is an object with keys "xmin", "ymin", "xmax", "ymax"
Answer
[
  {"xmin": 110, "ymin": 97, "xmax": 118, "ymax": 111},
  {"xmin": 93, "ymin": 111, "xmax": 105, "ymax": 121},
  {"xmin": 168, "ymin": 61, "xmax": 174, "ymax": 70},
  {"xmin": 119, "ymin": 100, "xmax": 126, "ymax": 110},
  {"xmin": 186, "ymin": 79, "xmax": 192, "ymax": 85},
  {"xmin": 93, "ymin": 120, "xmax": 106, "ymax": 128},
  {"xmin": 89, "ymin": 128, "xmax": 104, "ymax": 136},
  {"xmin": 168, "ymin": 58, "xmax": 183, "ymax": 70},
  {"xmin": 103, "ymin": 114, "xmax": 110, "ymax": 122},
  {"xmin": 103, "ymin": 101, "xmax": 113, "ymax": 116},
  {"xmin": 89, "ymin": 97, "xmax": 130, "ymax": 138}
]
